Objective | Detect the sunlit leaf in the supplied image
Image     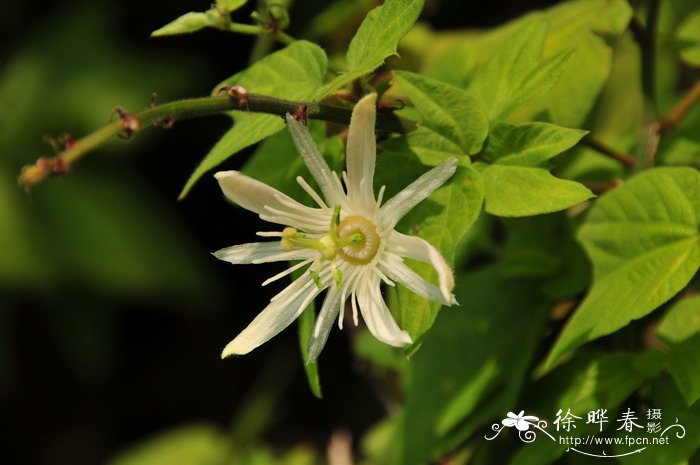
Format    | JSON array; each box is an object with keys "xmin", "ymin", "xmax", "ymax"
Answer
[
  {"xmin": 320, "ymin": 0, "xmax": 424, "ymax": 94},
  {"xmin": 393, "ymin": 71, "xmax": 488, "ymax": 155},
  {"xmin": 483, "ymin": 165, "xmax": 593, "ymax": 217},
  {"xmin": 547, "ymin": 167, "xmax": 700, "ymax": 367},
  {"xmin": 484, "ymin": 121, "xmax": 587, "ymax": 165},
  {"xmin": 467, "ymin": 18, "xmax": 574, "ymax": 121}
]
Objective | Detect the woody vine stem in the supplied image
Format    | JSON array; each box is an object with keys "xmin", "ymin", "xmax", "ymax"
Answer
[{"xmin": 18, "ymin": 80, "xmax": 700, "ymax": 192}]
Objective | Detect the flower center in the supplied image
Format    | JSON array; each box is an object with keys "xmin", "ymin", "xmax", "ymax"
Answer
[{"xmin": 336, "ymin": 215, "xmax": 380, "ymax": 265}]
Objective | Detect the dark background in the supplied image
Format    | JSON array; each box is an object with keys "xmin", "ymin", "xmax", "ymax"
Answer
[{"xmin": 1, "ymin": 1, "xmax": 558, "ymax": 464}]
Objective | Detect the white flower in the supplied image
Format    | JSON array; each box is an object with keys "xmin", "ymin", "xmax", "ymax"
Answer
[
  {"xmin": 214, "ymin": 93, "xmax": 458, "ymax": 362},
  {"xmin": 502, "ymin": 411, "xmax": 540, "ymax": 431}
]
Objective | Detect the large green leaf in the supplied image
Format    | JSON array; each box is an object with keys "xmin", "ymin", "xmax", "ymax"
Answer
[
  {"xmin": 319, "ymin": 0, "xmax": 424, "ymax": 94},
  {"xmin": 180, "ymin": 41, "xmax": 327, "ymax": 198},
  {"xmin": 375, "ymin": 149, "xmax": 484, "ymax": 341},
  {"xmin": 547, "ymin": 167, "xmax": 700, "ymax": 367},
  {"xmin": 658, "ymin": 295, "xmax": 700, "ymax": 406},
  {"xmin": 393, "ymin": 71, "xmax": 488, "ymax": 155},
  {"xmin": 467, "ymin": 18, "xmax": 574, "ymax": 121},
  {"xmin": 483, "ymin": 165, "xmax": 593, "ymax": 217},
  {"xmin": 392, "ymin": 265, "xmax": 549, "ymax": 465}
]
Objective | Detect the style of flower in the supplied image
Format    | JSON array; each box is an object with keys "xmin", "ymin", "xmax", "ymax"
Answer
[
  {"xmin": 502, "ymin": 411, "xmax": 540, "ymax": 431},
  {"xmin": 213, "ymin": 93, "xmax": 458, "ymax": 362}
]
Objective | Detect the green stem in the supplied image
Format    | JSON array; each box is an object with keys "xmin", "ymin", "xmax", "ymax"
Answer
[
  {"xmin": 19, "ymin": 93, "xmax": 414, "ymax": 190},
  {"xmin": 227, "ymin": 22, "xmax": 266, "ymax": 35}
]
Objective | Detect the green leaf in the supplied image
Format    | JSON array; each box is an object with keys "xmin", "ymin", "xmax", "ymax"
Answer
[
  {"xmin": 483, "ymin": 121, "xmax": 587, "ymax": 166},
  {"xmin": 483, "ymin": 165, "xmax": 594, "ymax": 217},
  {"xmin": 467, "ymin": 18, "xmax": 574, "ymax": 121},
  {"xmin": 151, "ymin": 12, "xmax": 217, "ymax": 37},
  {"xmin": 547, "ymin": 167, "xmax": 700, "ymax": 367},
  {"xmin": 107, "ymin": 424, "xmax": 229, "ymax": 465},
  {"xmin": 658, "ymin": 295, "xmax": 700, "ymax": 405},
  {"xmin": 319, "ymin": 0, "xmax": 424, "ymax": 94},
  {"xmin": 393, "ymin": 71, "xmax": 488, "ymax": 154},
  {"xmin": 422, "ymin": 40, "xmax": 476, "ymax": 87},
  {"xmin": 676, "ymin": 10, "xmax": 700, "ymax": 65},
  {"xmin": 393, "ymin": 265, "xmax": 549, "ymax": 465},
  {"xmin": 180, "ymin": 41, "xmax": 327, "ymax": 198},
  {"xmin": 510, "ymin": 349, "xmax": 664, "ymax": 465},
  {"xmin": 377, "ymin": 159, "xmax": 484, "ymax": 342},
  {"xmin": 380, "ymin": 127, "xmax": 468, "ymax": 167},
  {"xmin": 216, "ymin": 0, "xmax": 247, "ymax": 12}
]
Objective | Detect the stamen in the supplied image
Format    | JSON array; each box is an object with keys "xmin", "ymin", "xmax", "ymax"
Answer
[
  {"xmin": 257, "ymin": 231, "xmax": 284, "ymax": 237},
  {"xmin": 296, "ymin": 176, "xmax": 328, "ymax": 209},
  {"xmin": 262, "ymin": 258, "xmax": 313, "ymax": 286},
  {"xmin": 309, "ymin": 269, "xmax": 323, "ymax": 289},
  {"xmin": 377, "ymin": 185, "xmax": 386, "ymax": 206}
]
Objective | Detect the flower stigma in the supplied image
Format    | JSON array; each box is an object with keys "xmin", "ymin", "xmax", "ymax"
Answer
[{"xmin": 279, "ymin": 205, "xmax": 380, "ymax": 274}]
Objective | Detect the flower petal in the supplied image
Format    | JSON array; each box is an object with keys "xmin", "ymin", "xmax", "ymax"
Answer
[
  {"xmin": 307, "ymin": 288, "xmax": 342, "ymax": 363},
  {"xmin": 285, "ymin": 114, "xmax": 345, "ymax": 206},
  {"xmin": 380, "ymin": 255, "xmax": 455, "ymax": 305},
  {"xmin": 213, "ymin": 242, "xmax": 318, "ymax": 264},
  {"xmin": 379, "ymin": 157, "xmax": 457, "ymax": 229},
  {"xmin": 221, "ymin": 272, "xmax": 324, "ymax": 357},
  {"xmin": 386, "ymin": 232, "xmax": 455, "ymax": 304},
  {"xmin": 515, "ymin": 419, "xmax": 531, "ymax": 431},
  {"xmin": 357, "ymin": 276, "xmax": 412, "ymax": 347},
  {"xmin": 346, "ymin": 93, "xmax": 377, "ymax": 211},
  {"xmin": 502, "ymin": 419, "xmax": 517, "ymax": 427},
  {"xmin": 215, "ymin": 170, "xmax": 327, "ymax": 232}
]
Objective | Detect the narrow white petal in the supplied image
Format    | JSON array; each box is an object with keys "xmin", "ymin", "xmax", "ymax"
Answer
[
  {"xmin": 213, "ymin": 242, "xmax": 317, "ymax": 264},
  {"xmin": 346, "ymin": 93, "xmax": 378, "ymax": 211},
  {"xmin": 285, "ymin": 114, "xmax": 345, "ymax": 205},
  {"xmin": 386, "ymin": 231, "xmax": 456, "ymax": 304},
  {"xmin": 357, "ymin": 277, "xmax": 412, "ymax": 347},
  {"xmin": 380, "ymin": 255, "xmax": 456, "ymax": 305},
  {"xmin": 215, "ymin": 170, "xmax": 323, "ymax": 231},
  {"xmin": 307, "ymin": 288, "xmax": 342, "ymax": 363},
  {"xmin": 221, "ymin": 274, "xmax": 322, "ymax": 357},
  {"xmin": 379, "ymin": 157, "xmax": 458, "ymax": 228}
]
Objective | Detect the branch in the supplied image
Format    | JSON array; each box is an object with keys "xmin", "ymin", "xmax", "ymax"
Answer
[
  {"xmin": 18, "ymin": 92, "xmax": 415, "ymax": 191},
  {"xmin": 658, "ymin": 80, "xmax": 700, "ymax": 134},
  {"xmin": 581, "ymin": 136, "xmax": 636, "ymax": 167}
]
